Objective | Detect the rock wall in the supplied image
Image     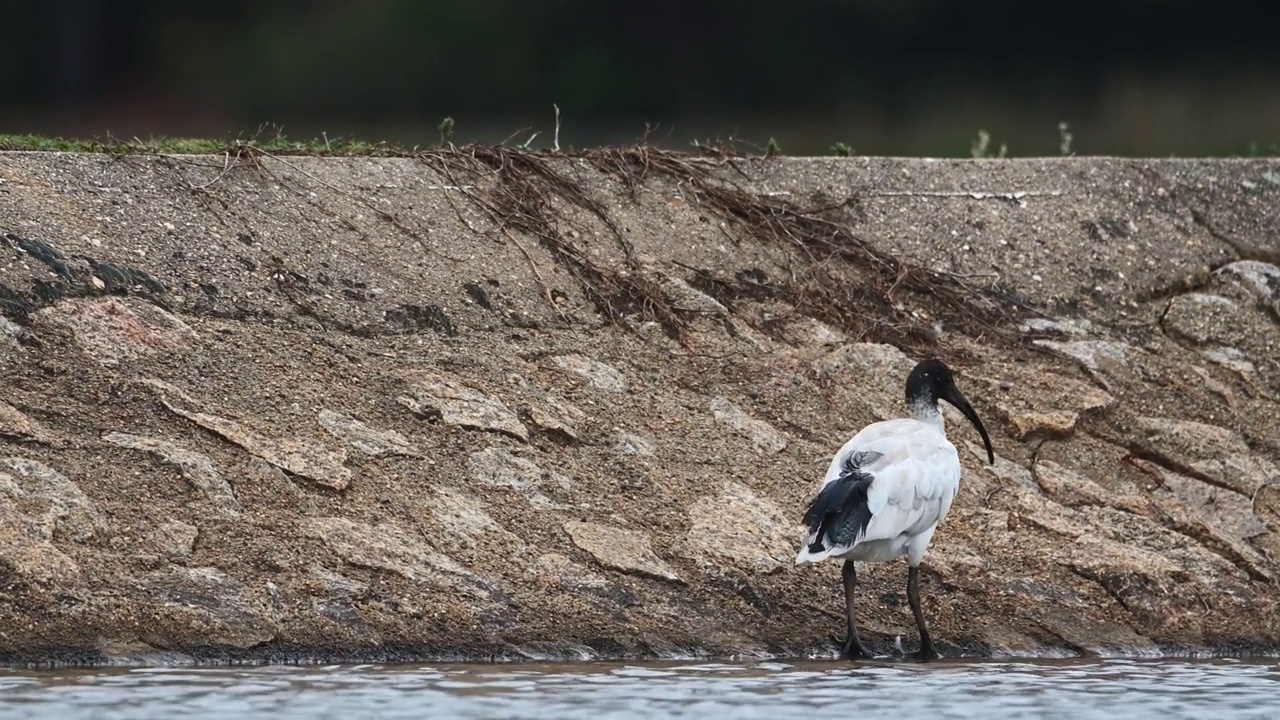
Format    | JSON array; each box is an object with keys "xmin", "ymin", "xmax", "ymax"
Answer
[{"xmin": 0, "ymin": 147, "xmax": 1278, "ymax": 666}]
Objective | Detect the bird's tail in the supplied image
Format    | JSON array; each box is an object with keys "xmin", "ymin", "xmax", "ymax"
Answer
[
  {"xmin": 794, "ymin": 533, "xmax": 833, "ymax": 565},
  {"xmin": 795, "ymin": 462, "xmax": 875, "ymax": 566}
]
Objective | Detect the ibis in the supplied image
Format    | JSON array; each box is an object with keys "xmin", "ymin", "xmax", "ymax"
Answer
[{"xmin": 795, "ymin": 358, "xmax": 995, "ymax": 661}]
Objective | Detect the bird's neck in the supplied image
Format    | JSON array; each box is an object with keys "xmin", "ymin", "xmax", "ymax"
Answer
[{"xmin": 908, "ymin": 396, "xmax": 944, "ymax": 431}]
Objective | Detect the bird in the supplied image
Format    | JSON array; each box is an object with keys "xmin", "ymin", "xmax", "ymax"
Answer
[{"xmin": 794, "ymin": 357, "xmax": 995, "ymax": 661}]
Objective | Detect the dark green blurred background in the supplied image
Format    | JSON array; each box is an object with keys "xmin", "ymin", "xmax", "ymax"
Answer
[{"xmin": 2, "ymin": 0, "xmax": 1277, "ymax": 156}]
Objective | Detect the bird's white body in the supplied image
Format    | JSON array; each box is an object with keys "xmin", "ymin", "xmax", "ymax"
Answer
[
  {"xmin": 794, "ymin": 407, "xmax": 961, "ymax": 567},
  {"xmin": 796, "ymin": 358, "xmax": 991, "ymax": 661}
]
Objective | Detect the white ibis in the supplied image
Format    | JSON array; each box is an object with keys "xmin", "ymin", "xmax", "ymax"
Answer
[{"xmin": 795, "ymin": 358, "xmax": 995, "ymax": 660}]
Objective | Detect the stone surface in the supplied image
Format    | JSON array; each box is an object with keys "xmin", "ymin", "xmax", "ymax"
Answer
[
  {"xmin": 166, "ymin": 405, "xmax": 351, "ymax": 491},
  {"xmin": 809, "ymin": 342, "xmax": 918, "ymax": 425},
  {"xmin": 318, "ymin": 409, "xmax": 421, "ymax": 458},
  {"xmin": 549, "ymin": 354, "xmax": 630, "ymax": 393},
  {"xmin": 1135, "ymin": 416, "xmax": 1249, "ymax": 458},
  {"xmin": 430, "ymin": 486, "xmax": 526, "ymax": 557},
  {"xmin": 675, "ymin": 482, "xmax": 794, "ymax": 575},
  {"xmin": 777, "ymin": 316, "xmax": 847, "ymax": 347},
  {"xmin": 1018, "ymin": 316, "xmax": 1094, "ymax": 337},
  {"xmin": 1214, "ymin": 260, "xmax": 1280, "ymax": 306},
  {"xmin": 0, "ymin": 457, "xmax": 108, "ymax": 542},
  {"xmin": 526, "ymin": 395, "xmax": 585, "ymax": 441},
  {"xmin": 397, "ymin": 371, "xmax": 529, "ymax": 442},
  {"xmin": 981, "ymin": 365, "xmax": 1116, "ymax": 440},
  {"xmin": 1033, "ymin": 459, "xmax": 1148, "ymax": 514},
  {"xmin": 467, "ymin": 446, "xmax": 570, "ymax": 508},
  {"xmin": 1008, "ymin": 411, "xmax": 1079, "ymax": 438},
  {"xmin": 0, "ymin": 401, "xmax": 56, "ymax": 444},
  {"xmin": 0, "ymin": 509, "xmax": 82, "ymax": 585},
  {"xmin": 1201, "ymin": 346, "xmax": 1257, "ymax": 376},
  {"xmin": 31, "ymin": 296, "xmax": 196, "ymax": 366},
  {"xmin": 135, "ymin": 380, "xmax": 352, "ymax": 491},
  {"xmin": 2, "ymin": 152, "xmax": 1279, "ymax": 664},
  {"xmin": 1032, "ymin": 339, "xmax": 1131, "ymax": 389},
  {"xmin": 614, "ymin": 429, "xmax": 656, "ymax": 457},
  {"xmin": 1132, "ymin": 417, "xmax": 1275, "ymax": 498},
  {"xmin": 530, "ymin": 552, "xmax": 612, "ymax": 590},
  {"xmin": 709, "ymin": 396, "xmax": 788, "ymax": 455},
  {"xmin": 148, "ymin": 520, "xmax": 199, "ymax": 561},
  {"xmin": 102, "ymin": 432, "xmax": 242, "ymax": 516},
  {"xmin": 1163, "ymin": 293, "xmax": 1246, "ymax": 346},
  {"xmin": 564, "ymin": 521, "xmax": 681, "ymax": 582},
  {"xmin": 649, "ymin": 271, "xmax": 729, "ymax": 315},
  {"xmin": 135, "ymin": 566, "xmax": 278, "ymax": 649},
  {"xmin": 300, "ymin": 517, "xmax": 491, "ymax": 600}
]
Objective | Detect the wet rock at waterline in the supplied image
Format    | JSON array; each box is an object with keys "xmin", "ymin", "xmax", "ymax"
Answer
[{"xmin": 1, "ymin": 150, "xmax": 1279, "ymax": 665}]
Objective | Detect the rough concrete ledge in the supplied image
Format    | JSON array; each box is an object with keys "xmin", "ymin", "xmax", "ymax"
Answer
[{"xmin": 1, "ymin": 147, "xmax": 1278, "ymax": 667}]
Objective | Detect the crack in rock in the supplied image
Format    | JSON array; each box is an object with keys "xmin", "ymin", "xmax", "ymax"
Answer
[
  {"xmin": 136, "ymin": 566, "xmax": 278, "ymax": 649},
  {"xmin": 102, "ymin": 432, "xmax": 243, "ymax": 517},
  {"xmin": 317, "ymin": 409, "xmax": 421, "ymax": 458},
  {"xmin": 524, "ymin": 394, "xmax": 586, "ymax": 441},
  {"xmin": 140, "ymin": 380, "xmax": 352, "ymax": 491},
  {"xmin": 300, "ymin": 516, "xmax": 493, "ymax": 601}
]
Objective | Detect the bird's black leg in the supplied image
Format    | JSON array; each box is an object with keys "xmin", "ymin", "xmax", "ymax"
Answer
[
  {"xmin": 839, "ymin": 560, "xmax": 874, "ymax": 659},
  {"xmin": 907, "ymin": 565, "xmax": 939, "ymax": 661}
]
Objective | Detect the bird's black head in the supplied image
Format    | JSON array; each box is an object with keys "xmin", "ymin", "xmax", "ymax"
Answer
[{"xmin": 906, "ymin": 359, "xmax": 995, "ymax": 465}]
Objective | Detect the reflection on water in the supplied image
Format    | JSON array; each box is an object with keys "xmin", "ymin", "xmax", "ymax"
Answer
[{"xmin": 1, "ymin": 657, "xmax": 1278, "ymax": 720}]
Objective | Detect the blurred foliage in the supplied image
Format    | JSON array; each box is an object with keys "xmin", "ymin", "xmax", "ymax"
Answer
[{"xmin": 2, "ymin": 0, "xmax": 1277, "ymax": 155}]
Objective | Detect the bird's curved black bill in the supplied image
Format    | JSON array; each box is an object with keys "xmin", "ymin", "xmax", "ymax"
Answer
[{"xmin": 942, "ymin": 385, "xmax": 994, "ymax": 464}]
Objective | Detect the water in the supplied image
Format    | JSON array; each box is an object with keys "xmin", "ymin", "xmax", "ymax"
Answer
[{"xmin": 1, "ymin": 657, "xmax": 1278, "ymax": 720}]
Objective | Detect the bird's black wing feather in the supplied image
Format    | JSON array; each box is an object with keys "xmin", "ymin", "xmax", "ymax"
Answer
[{"xmin": 801, "ymin": 450, "xmax": 883, "ymax": 553}]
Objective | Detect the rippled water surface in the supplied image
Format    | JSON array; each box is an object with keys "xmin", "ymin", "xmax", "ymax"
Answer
[{"xmin": 1, "ymin": 657, "xmax": 1277, "ymax": 720}]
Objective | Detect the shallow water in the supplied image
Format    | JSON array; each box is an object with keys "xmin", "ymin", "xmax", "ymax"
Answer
[{"xmin": 1, "ymin": 657, "xmax": 1277, "ymax": 720}]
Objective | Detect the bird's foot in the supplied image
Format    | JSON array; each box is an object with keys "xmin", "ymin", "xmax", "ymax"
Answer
[
  {"xmin": 838, "ymin": 636, "xmax": 875, "ymax": 660},
  {"xmin": 912, "ymin": 644, "xmax": 941, "ymax": 662}
]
